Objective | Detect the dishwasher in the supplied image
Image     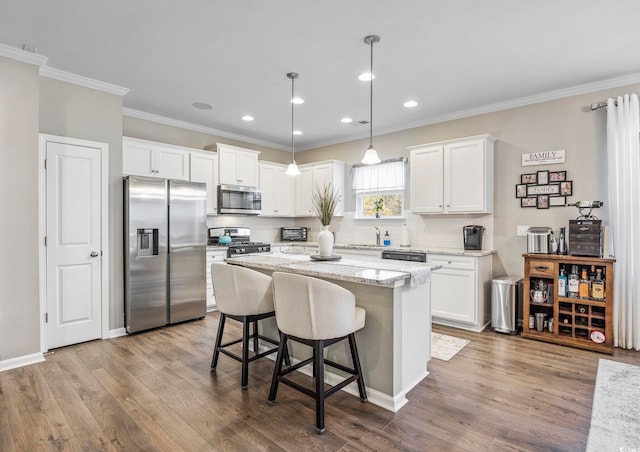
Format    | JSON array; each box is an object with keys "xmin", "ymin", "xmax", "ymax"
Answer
[{"xmin": 381, "ymin": 250, "xmax": 427, "ymax": 263}]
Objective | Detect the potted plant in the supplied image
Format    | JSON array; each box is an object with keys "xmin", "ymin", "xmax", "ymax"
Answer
[
  {"xmin": 374, "ymin": 197, "xmax": 384, "ymax": 218},
  {"xmin": 312, "ymin": 183, "xmax": 341, "ymax": 257}
]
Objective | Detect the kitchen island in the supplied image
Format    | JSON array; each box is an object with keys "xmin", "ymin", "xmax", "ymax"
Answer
[{"xmin": 225, "ymin": 253, "xmax": 440, "ymax": 412}]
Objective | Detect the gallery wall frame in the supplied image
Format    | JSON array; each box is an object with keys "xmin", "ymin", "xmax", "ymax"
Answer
[{"xmin": 517, "ymin": 169, "xmax": 572, "ymax": 208}]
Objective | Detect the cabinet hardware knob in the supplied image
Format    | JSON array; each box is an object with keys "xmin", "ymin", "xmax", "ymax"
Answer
[{"xmin": 534, "ymin": 266, "xmax": 549, "ymax": 271}]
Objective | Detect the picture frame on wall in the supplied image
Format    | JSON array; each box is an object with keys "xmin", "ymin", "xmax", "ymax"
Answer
[
  {"xmin": 560, "ymin": 181, "xmax": 573, "ymax": 196},
  {"xmin": 516, "ymin": 184, "xmax": 527, "ymax": 198},
  {"xmin": 521, "ymin": 173, "xmax": 537, "ymax": 184},
  {"xmin": 549, "ymin": 170, "xmax": 566, "ymax": 182},
  {"xmin": 521, "ymin": 197, "xmax": 537, "ymax": 207},
  {"xmin": 536, "ymin": 170, "xmax": 549, "ymax": 185},
  {"xmin": 537, "ymin": 194, "xmax": 550, "ymax": 209},
  {"xmin": 549, "ymin": 196, "xmax": 566, "ymax": 207}
]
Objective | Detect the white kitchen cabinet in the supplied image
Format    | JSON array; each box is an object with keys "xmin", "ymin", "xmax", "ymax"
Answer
[
  {"xmin": 190, "ymin": 151, "xmax": 218, "ymax": 215},
  {"xmin": 427, "ymin": 253, "xmax": 492, "ymax": 332},
  {"xmin": 295, "ymin": 160, "xmax": 345, "ymax": 217},
  {"xmin": 123, "ymin": 137, "xmax": 190, "ymax": 180},
  {"xmin": 333, "ymin": 248, "xmax": 381, "ymax": 261},
  {"xmin": 259, "ymin": 162, "xmax": 294, "ymax": 216},
  {"xmin": 206, "ymin": 248, "xmax": 227, "ymax": 311},
  {"xmin": 409, "ymin": 134, "xmax": 494, "ymax": 214},
  {"xmin": 217, "ymin": 143, "xmax": 260, "ymax": 187}
]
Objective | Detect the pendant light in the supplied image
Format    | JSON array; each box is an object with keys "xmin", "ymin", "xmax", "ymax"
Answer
[
  {"xmin": 361, "ymin": 34, "xmax": 381, "ymax": 165},
  {"xmin": 285, "ymin": 72, "xmax": 301, "ymax": 176}
]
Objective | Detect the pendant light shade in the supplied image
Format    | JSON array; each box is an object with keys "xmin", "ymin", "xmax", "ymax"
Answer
[
  {"xmin": 361, "ymin": 35, "xmax": 381, "ymax": 165},
  {"xmin": 285, "ymin": 72, "xmax": 301, "ymax": 176}
]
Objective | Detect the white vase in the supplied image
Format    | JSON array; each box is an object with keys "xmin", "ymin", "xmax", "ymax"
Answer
[{"xmin": 317, "ymin": 225, "xmax": 334, "ymax": 257}]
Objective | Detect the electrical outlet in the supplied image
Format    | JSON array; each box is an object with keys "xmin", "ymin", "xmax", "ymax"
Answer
[{"xmin": 517, "ymin": 225, "xmax": 529, "ymax": 237}]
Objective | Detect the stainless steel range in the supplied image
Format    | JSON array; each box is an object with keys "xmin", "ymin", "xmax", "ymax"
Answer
[{"xmin": 207, "ymin": 227, "xmax": 271, "ymax": 257}]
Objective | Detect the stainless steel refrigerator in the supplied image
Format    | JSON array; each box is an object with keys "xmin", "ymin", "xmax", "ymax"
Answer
[{"xmin": 124, "ymin": 176, "xmax": 207, "ymax": 333}]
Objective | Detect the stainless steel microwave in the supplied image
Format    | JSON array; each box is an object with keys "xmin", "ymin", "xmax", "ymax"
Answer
[
  {"xmin": 280, "ymin": 227, "xmax": 308, "ymax": 241},
  {"xmin": 218, "ymin": 184, "xmax": 262, "ymax": 215}
]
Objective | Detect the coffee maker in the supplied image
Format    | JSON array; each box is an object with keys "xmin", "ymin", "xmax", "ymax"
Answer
[{"xmin": 463, "ymin": 225, "xmax": 484, "ymax": 250}]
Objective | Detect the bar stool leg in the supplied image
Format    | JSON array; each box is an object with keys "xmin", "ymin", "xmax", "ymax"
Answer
[
  {"xmin": 268, "ymin": 333, "xmax": 288, "ymax": 405},
  {"xmin": 241, "ymin": 318, "xmax": 250, "ymax": 389},
  {"xmin": 314, "ymin": 340, "xmax": 326, "ymax": 434},
  {"xmin": 211, "ymin": 313, "xmax": 226, "ymax": 371},
  {"xmin": 252, "ymin": 320, "xmax": 259, "ymax": 353},
  {"xmin": 348, "ymin": 333, "xmax": 367, "ymax": 402}
]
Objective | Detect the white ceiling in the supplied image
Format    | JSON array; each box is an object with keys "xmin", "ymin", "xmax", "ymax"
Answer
[{"xmin": 2, "ymin": 0, "xmax": 640, "ymax": 151}]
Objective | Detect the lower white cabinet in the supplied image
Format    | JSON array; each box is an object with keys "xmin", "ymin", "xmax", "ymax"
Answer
[
  {"xmin": 428, "ymin": 253, "xmax": 492, "ymax": 332},
  {"xmin": 206, "ymin": 248, "xmax": 227, "ymax": 311},
  {"xmin": 333, "ymin": 248, "xmax": 380, "ymax": 261}
]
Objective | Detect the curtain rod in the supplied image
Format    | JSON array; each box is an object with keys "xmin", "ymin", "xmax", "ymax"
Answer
[
  {"xmin": 590, "ymin": 100, "xmax": 619, "ymax": 111},
  {"xmin": 352, "ymin": 157, "xmax": 405, "ymax": 169}
]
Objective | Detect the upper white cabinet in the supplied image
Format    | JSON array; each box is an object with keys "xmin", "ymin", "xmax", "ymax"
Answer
[
  {"xmin": 216, "ymin": 143, "xmax": 260, "ymax": 187},
  {"xmin": 295, "ymin": 160, "xmax": 345, "ymax": 217},
  {"xmin": 190, "ymin": 151, "xmax": 218, "ymax": 215},
  {"xmin": 123, "ymin": 137, "xmax": 190, "ymax": 181},
  {"xmin": 259, "ymin": 162, "xmax": 294, "ymax": 217},
  {"xmin": 409, "ymin": 134, "xmax": 494, "ymax": 214}
]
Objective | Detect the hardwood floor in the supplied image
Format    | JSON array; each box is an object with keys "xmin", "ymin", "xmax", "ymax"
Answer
[{"xmin": 1, "ymin": 313, "xmax": 638, "ymax": 451}]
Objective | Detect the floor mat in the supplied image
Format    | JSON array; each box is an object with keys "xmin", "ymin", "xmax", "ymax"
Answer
[{"xmin": 431, "ymin": 332, "xmax": 470, "ymax": 361}]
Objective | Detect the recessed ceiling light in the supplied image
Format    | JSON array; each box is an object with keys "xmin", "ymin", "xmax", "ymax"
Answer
[
  {"xmin": 293, "ymin": 130, "xmax": 303, "ymax": 135},
  {"xmin": 192, "ymin": 102, "xmax": 213, "ymax": 110},
  {"xmin": 291, "ymin": 97, "xmax": 304, "ymax": 104},
  {"xmin": 242, "ymin": 115, "xmax": 254, "ymax": 121},
  {"xmin": 358, "ymin": 72, "xmax": 375, "ymax": 81},
  {"xmin": 341, "ymin": 117, "xmax": 353, "ymax": 124},
  {"xmin": 404, "ymin": 100, "xmax": 418, "ymax": 108}
]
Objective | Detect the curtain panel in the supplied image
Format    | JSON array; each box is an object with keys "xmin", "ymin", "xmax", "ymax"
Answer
[{"xmin": 606, "ymin": 93, "xmax": 640, "ymax": 350}]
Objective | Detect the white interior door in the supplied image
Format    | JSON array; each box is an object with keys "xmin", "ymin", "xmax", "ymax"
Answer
[{"xmin": 45, "ymin": 139, "xmax": 103, "ymax": 349}]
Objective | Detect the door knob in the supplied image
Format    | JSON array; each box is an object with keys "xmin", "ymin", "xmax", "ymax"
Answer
[{"xmin": 90, "ymin": 251, "xmax": 99, "ymax": 257}]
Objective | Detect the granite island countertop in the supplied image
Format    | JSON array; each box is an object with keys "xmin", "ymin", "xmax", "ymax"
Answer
[
  {"xmin": 270, "ymin": 242, "xmax": 494, "ymax": 257},
  {"xmin": 225, "ymin": 252, "xmax": 440, "ymax": 287}
]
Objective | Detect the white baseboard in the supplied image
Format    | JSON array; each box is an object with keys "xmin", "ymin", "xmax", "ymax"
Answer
[
  {"xmin": 108, "ymin": 328, "xmax": 127, "ymax": 338},
  {"xmin": 0, "ymin": 353, "xmax": 45, "ymax": 373}
]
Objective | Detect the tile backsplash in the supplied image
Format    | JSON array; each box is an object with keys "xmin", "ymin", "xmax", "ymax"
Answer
[{"xmin": 208, "ymin": 211, "xmax": 494, "ymax": 250}]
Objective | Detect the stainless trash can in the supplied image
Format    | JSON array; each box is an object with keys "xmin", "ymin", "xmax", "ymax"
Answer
[{"xmin": 491, "ymin": 276, "xmax": 523, "ymax": 334}]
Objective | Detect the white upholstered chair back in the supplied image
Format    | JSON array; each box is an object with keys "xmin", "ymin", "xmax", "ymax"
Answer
[
  {"xmin": 272, "ymin": 271, "xmax": 363, "ymax": 340},
  {"xmin": 210, "ymin": 263, "xmax": 274, "ymax": 316}
]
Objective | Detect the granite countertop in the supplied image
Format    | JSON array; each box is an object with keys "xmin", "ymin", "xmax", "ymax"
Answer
[
  {"xmin": 225, "ymin": 253, "xmax": 440, "ymax": 287},
  {"xmin": 270, "ymin": 242, "xmax": 495, "ymax": 257}
]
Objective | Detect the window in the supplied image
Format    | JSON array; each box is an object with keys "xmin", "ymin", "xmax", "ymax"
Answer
[{"xmin": 352, "ymin": 158, "xmax": 405, "ymax": 218}]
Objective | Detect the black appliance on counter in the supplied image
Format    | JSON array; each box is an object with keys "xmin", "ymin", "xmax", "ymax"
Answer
[
  {"xmin": 280, "ymin": 227, "xmax": 308, "ymax": 241},
  {"xmin": 463, "ymin": 225, "xmax": 484, "ymax": 250}
]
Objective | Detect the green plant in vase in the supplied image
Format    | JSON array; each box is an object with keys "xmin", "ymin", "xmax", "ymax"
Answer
[
  {"xmin": 374, "ymin": 197, "xmax": 384, "ymax": 218},
  {"xmin": 312, "ymin": 183, "xmax": 341, "ymax": 256}
]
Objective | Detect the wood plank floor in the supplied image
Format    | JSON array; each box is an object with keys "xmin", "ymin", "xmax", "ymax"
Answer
[{"xmin": 1, "ymin": 312, "xmax": 638, "ymax": 451}]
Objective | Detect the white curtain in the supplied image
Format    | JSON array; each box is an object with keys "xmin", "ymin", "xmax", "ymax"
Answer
[
  {"xmin": 352, "ymin": 159, "xmax": 405, "ymax": 191},
  {"xmin": 607, "ymin": 94, "xmax": 640, "ymax": 350}
]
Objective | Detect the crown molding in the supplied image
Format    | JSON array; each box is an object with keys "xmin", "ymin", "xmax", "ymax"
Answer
[
  {"xmin": 0, "ymin": 43, "xmax": 48, "ymax": 66},
  {"xmin": 301, "ymin": 72, "xmax": 640, "ymax": 151},
  {"xmin": 39, "ymin": 66, "xmax": 129, "ymax": 96},
  {"xmin": 122, "ymin": 108, "xmax": 289, "ymax": 151}
]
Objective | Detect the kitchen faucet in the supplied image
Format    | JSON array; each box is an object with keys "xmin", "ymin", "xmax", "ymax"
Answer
[{"xmin": 374, "ymin": 227, "xmax": 380, "ymax": 246}]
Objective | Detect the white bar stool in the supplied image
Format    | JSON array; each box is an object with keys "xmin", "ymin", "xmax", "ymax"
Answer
[
  {"xmin": 210, "ymin": 263, "xmax": 289, "ymax": 389},
  {"xmin": 268, "ymin": 271, "xmax": 367, "ymax": 434}
]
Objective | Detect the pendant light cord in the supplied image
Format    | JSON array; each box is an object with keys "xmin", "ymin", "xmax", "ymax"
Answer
[
  {"xmin": 291, "ymin": 74, "xmax": 295, "ymax": 162},
  {"xmin": 369, "ymin": 39, "xmax": 374, "ymax": 148}
]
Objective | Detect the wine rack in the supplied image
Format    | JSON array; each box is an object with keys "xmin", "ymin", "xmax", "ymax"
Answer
[{"xmin": 522, "ymin": 254, "xmax": 615, "ymax": 354}]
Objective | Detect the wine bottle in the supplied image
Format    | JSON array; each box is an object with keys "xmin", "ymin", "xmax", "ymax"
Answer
[
  {"xmin": 592, "ymin": 268, "xmax": 605, "ymax": 301},
  {"xmin": 578, "ymin": 269, "xmax": 591, "ymax": 299},
  {"xmin": 567, "ymin": 265, "xmax": 580, "ymax": 298}
]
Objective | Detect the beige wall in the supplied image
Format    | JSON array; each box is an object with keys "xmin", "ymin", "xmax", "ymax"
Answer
[
  {"xmin": 0, "ymin": 56, "xmax": 41, "ymax": 360},
  {"xmin": 39, "ymin": 77, "xmax": 125, "ymax": 329},
  {"xmin": 297, "ymin": 84, "xmax": 639, "ymax": 277}
]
